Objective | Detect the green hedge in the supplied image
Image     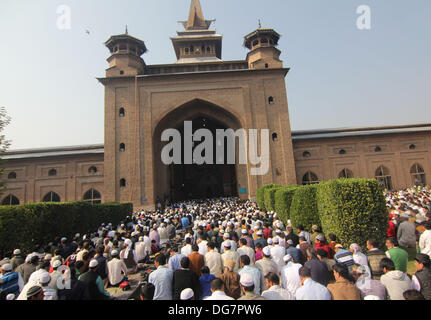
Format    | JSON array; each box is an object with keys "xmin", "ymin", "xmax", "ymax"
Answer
[
  {"xmin": 264, "ymin": 186, "xmax": 283, "ymax": 212},
  {"xmin": 0, "ymin": 201, "xmax": 133, "ymax": 257},
  {"xmin": 317, "ymin": 178, "xmax": 388, "ymax": 250},
  {"xmin": 274, "ymin": 186, "xmax": 299, "ymax": 224},
  {"xmin": 290, "ymin": 184, "xmax": 320, "ymax": 231},
  {"xmin": 256, "ymin": 184, "xmax": 279, "ymax": 211}
]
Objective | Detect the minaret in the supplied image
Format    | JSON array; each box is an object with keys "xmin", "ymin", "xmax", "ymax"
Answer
[
  {"xmin": 104, "ymin": 28, "xmax": 147, "ymax": 77},
  {"xmin": 171, "ymin": 0, "xmax": 222, "ymax": 63},
  {"xmin": 244, "ymin": 23, "xmax": 283, "ymax": 70}
]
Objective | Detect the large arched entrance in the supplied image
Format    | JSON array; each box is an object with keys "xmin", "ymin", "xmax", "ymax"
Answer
[{"xmin": 153, "ymin": 99, "xmax": 245, "ymax": 203}]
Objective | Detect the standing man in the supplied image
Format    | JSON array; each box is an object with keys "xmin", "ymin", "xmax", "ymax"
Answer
[
  {"xmin": 419, "ymin": 221, "xmax": 431, "ymax": 258},
  {"xmin": 10, "ymin": 249, "xmax": 24, "ymax": 271},
  {"xmin": 237, "ymin": 238, "xmax": 255, "ymax": 266},
  {"xmin": 379, "ymin": 258, "xmax": 412, "ymax": 300},
  {"xmin": 172, "ymin": 257, "xmax": 202, "ymax": 301},
  {"xmin": 238, "ymin": 255, "xmax": 261, "ymax": 295},
  {"xmin": 385, "ymin": 238, "xmax": 408, "ymax": 273},
  {"xmin": 295, "ymin": 266, "xmax": 332, "ymax": 300},
  {"xmin": 237, "ymin": 273, "xmax": 265, "ymax": 300},
  {"xmin": 221, "ymin": 242, "xmax": 239, "ymax": 273},
  {"xmin": 397, "ymin": 213, "xmax": 418, "ymax": 259},
  {"xmin": 255, "ymin": 247, "xmax": 279, "ymax": 292},
  {"xmin": 366, "ymin": 239, "xmax": 387, "ymax": 280},
  {"xmin": 261, "ymin": 272, "xmax": 293, "ymax": 300},
  {"xmin": 148, "ymin": 254, "xmax": 174, "ymax": 300},
  {"xmin": 327, "ymin": 263, "xmax": 361, "ymax": 300},
  {"xmin": 280, "ymin": 254, "xmax": 302, "ymax": 296},
  {"xmin": 204, "ymin": 242, "xmax": 223, "ymax": 277},
  {"xmin": 188, "ymin": 245, "xmax": 205, "ymax": 277},
  {"xmin": 411, "ymin": 253, "xmax": 431, "ymax": 300}
]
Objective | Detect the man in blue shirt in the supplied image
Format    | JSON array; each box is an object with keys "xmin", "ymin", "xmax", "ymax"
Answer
[
  {"xmin": 285, "ymin": 240, "xmax": 302, "ymax": 264},
  {"xmin": 149, "ymin": 254, "xmax": 174, "ymax": 300},
  {"xmin": 238, "ymin": 255, "xmax": 261, "ymax": 295},
  {"xmin": 168, "ymin": 247, "xmax": 186, "ymax": 272},
  {"xmin": 295, "ymin": 266, "xmax": 332, "ymax": 300}
]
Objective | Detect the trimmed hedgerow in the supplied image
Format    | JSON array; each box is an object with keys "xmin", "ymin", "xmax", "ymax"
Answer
[
  {"xmin": 264, "ymin": 186, "xmax": 283, "ymax": 212},
  {"xmin": 274, "ymin": 186, "xmax": 300, "ymax": 224},
  {"xmin": 0, "ymin": 201, "xmax": 133, "ymax": 257},
  {"xmin": 317, "ymin": 178, "xmax": 388, "ymax": 250},
  {"xmin": 256, "ymin": 184, "xmax": 280, "ymax": 211},
  {"xmin": 290, "ymin": 184, "xmax": 320, "ymax": 231}
]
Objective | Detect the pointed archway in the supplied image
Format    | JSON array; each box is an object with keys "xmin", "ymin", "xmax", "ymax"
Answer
[{"xmin": 153, "ymin": 99, "xmax": 247, "ymax": 203}]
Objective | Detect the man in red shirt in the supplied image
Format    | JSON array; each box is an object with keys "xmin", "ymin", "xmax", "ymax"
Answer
[
  {"xmin": 263, "ymin": 223, "xmax": 272, "ymax": 240},
  {"xmin": 315, "ymin": 235, "xmax": 332, "ymax": 258},
  {"xmin": 387, "ymin": 214, "xmax": 397, "ymax": 238}
]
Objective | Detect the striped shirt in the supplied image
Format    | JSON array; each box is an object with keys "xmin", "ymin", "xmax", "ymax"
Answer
[{"xmin": 0, "ymin": 272, "xmax": 20, "ymax": 296}]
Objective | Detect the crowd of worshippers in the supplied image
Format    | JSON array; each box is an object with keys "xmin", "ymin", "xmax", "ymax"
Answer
[{"xmin": 0, "ymin": 188, "xmax": 431, "ymax": 301}]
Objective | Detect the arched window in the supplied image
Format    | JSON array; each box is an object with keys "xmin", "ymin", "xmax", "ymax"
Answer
[
  {"xmin": 339, "ymin": 168, "xmax": 353, "ymax": 179},
  {"xmin": 265, "ymin": 63, "xmax": 269, "ymax": 69},
  {"xmin": 268, "ymin": 96, "xmax": 274, "ymax": 105},
  {"xmin": 83, "ymin": 188, "xmax": 102, "ymax": 204},
  {"xmin": 119, "ymin": 143, "xmax": 126, "ymax": 152},
  {"xmin": 375, "ymin": 146, "xmax": 382, "ymax": 152},
  {"xmin": 88, "ymin": 166, "xmax": 98, "ymax": 174},
  {"xmin": 42, "ymin": 192, "xmax": 61, "ymax": 203},
  {"xmin": 272, "ymin": 133, "xmax": 278, "ymax": 141},
  {"xmin": 207, "ymin": 46, "xmax": 211, "ymax": 53},
  {"xmin": 253, "ymin": 40, "xmax": 259, "ymax": 47},
  {"xmin": 190, "ymin": 45, "xmax": 194, "ymax": 53},
  {"xmin": 409, "ymin": 144, "xmax": 416, "ymax": 150},
  {"xmin": 8, "ymin": 172, "xmax": 17, "ymax": 179},
  {"xmin": 339, "ymin": 149, "xmax": 346, "ymax": 155},
  {"xmin": 411, "ymin": 163, "xmax": 426, "ymax": 187},
  {"xmin": 375, "ymin": 166, "xmax": 392, "ymax": 190},
  {"xmin": 119, "ymin": 108, "xmax": 125, "ymax": 117},
  {"xmin": 261, "ymin": 38, "xmax": 269, "ymax": 44},
  {"xmin": 303, "ymin": 151, "xmax": 311, "ymax": 158},
  {"xmin": 1, "ymin": 194, "xmax": 19, "ymax": 205},
  {"xmin": 120, "ymin": 179, "xmax": 126, "ymax": 187},
  {"xmin": 48, "ymin": 169, "xmax": 57, "ymax": 177},
  {"xmin": 302, "ymin": 171, "xmax": 319, "ymax": 185}
]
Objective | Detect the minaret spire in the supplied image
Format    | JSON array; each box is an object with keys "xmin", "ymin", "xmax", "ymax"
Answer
[
  {"xmin": 180, "ymin": 0, "xmax": 214, "ymax": 30},
  {"xmin": 187, "ymin": 0, "xmax": 205, "ymax": 29}
]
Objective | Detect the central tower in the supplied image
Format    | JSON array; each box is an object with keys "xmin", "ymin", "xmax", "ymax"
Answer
[{"xmin": 171, "ymin": 0, "xmax": 222, "ymax": 63}]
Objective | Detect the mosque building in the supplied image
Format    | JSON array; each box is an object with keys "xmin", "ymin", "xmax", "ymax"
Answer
[{"xmin": 1, "ymin": 0, "xmax": 430, "ymax": 209}]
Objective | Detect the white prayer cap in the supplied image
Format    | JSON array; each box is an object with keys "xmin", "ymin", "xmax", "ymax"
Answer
[
  {"xmin": 13, "ymin": 249, "xmax": 21, "ymax": 255},
  {"xmin": 223, "ymin": 233, "xmax": 230, "ymax": 239},
  {"xmin": 283, "ymin": 254, "xmax": 293, "ymax": 262},
  {"xmin": 222, "ymin": 241, "xmax": 232, "ymax": 248},
  {"xmin": 287, "ymin": 240, "xmax": 294, "ymax": 245},
  {"xmin": 241, "ymin": 229, "xmax": 248, "ymax": 234},
  {"xmin": 180, "ymin": 288, "xmax": 194, "ymax": 300},
  {"xmin": 254, "ymin": 226, "xmax": 259, "ymax": 230},
  {"xmin": 89, "ymin": 259, "xmax": 99, "ymax": 268},
  {"xmin": 262, "ymin": 247, "xmax": 271, "ymax": 257},
  {"xmin": 6, "ymin": 294, "xmax": 15, "ymax": 301},
  {"xmin": 2, "ymin": 263, "xmax": 12, "ymax": 272},
  {"xmin": 52, "ymin": 260, "xmax": 62, "ymax": 268},
  {"xmin": 139, "ymin": 236, "xmax": 144, "ymax": 241},
  {"xmin": 39, "ymin": 273, "xmax": 51, "ymax": 285},
  {"xmin": 111, "ymin": 250, "xmax": 119, "ymax": 257},
  {"xmin": 61, "ymin": 237, "xmax": 67, "ymax": 242},
  {"xmin": 267, "ymin": 238, "xmax": 273, "ymax": 245},
  {"xmin": 124, "ymin": 239, "xmax": 132, "ymax": 246},
  {"xmin": 256, "ymin": 230, "xmax": 263, "ymax": 236},
  {"xmin": 240, "ymin": 273, "xmax": 254, "ymax": 287},
  {"xmin": 273, "ymin": 237, "xmax": 279, "ymax": 244}
]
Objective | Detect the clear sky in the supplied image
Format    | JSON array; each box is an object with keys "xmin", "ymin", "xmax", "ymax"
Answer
[{"xmin": 0, "ymin": 0, "xmax": 430, "ymax": 150}]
